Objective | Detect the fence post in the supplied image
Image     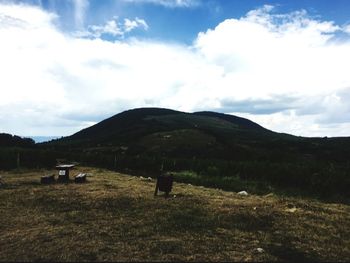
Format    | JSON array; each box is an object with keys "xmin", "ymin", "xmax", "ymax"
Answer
[{"xmin": 17, "ymin": 152, "xmax": 20, "ymax": 169}]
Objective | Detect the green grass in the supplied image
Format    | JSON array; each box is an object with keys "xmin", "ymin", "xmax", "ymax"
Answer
[
  {"xmin": 0, "ymin": 167, "xmax": 349, "ymax": 261},
  {"xmin": 172, "ymin": 170, "xmax": 274, "ymax": 194}
]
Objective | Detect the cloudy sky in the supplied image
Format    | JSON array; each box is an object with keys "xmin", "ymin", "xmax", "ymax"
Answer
[{"xmin": 1, "ymin": 0, "xmax": 350, "ymax": 138}]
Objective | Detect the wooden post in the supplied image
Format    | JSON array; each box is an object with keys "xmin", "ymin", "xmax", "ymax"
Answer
[
  {"xmin": 154, "ymin": 178, "xmax": 159, "ymax": 196},
  {"xmin": 17, "ymin": 152, "xmax": 20, "ymax": 169}
]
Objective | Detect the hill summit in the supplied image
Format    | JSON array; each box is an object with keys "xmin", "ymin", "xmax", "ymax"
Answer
[{"xmin": 55, "ymin": 107, "xmax": 273, "ymax": 149}]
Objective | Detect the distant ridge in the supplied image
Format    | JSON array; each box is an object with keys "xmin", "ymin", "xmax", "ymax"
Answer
[
  {"xmin": 31, "ymin": 136, "xmax": 61, "ymax": 143},
  {"xmin": 0, "ymin": 133, "xmax": 35, "ymax": 147}
]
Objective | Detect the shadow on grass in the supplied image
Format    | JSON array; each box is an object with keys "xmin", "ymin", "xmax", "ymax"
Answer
[
  {"xmin": 267, "ymin": 239, "xmax": 320, "ymax": 262},
  {"xmin": 220, "ymin": 212, "xmax": 275, "ymax": 232}
]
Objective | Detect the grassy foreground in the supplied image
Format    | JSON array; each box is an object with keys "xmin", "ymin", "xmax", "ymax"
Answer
[{"xmin": 0, "ymin": 167, "xmax": 349, "ymax": 262}]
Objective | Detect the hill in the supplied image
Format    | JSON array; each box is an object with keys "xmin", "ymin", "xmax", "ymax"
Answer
[
  {"xmin": 0, "ymin": 133, "xmax": 35, "ymax": 147},
  {"xmin": 43, "ymin": 107, "xmax": 302, "ymax": 163},
  {"xmin": 0, "ymin": 167, "xmax": 349, "ymax": 261},
  {"xmin": 39, "ymin": 107, "xmax": 350, "ymax": 201},
  {"xmin": 52, "ymin": 107, "xmax": 274, "ymax": 149}
]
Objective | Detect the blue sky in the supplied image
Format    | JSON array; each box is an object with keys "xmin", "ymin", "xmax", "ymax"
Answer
[
  {"xmin": 1, "ymin": 0, "xmax": 350, "ymax": 137},
  {"xmin": 20, "ymin": 0, "xmax": 350, "ymax": 43}
]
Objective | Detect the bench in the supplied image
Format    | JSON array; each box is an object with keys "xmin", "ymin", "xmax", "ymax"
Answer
[
  {"xmin": 74, "ymin": 173, "xmax": 87, "ymax": 183},
  {"xmin": 41, "ymin": 174, "xmax": 55, "ymax": 184}
]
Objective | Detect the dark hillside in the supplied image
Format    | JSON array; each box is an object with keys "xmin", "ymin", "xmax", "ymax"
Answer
[
  {"xmin": 193, "ymin": 111, "xmax": 268, "ymax": 132},
  {"xmin": 51, "ymin": 107, "xmax": 281, "ymax": 149},
  {"xmin": 0, "ymin": 133, "xmax": 35, "ymax": 147},
  {"xmin": 70, "ymin": 108, "xmax": 180, "ymax": 139}
]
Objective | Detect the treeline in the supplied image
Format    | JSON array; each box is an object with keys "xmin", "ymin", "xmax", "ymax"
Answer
[
  {"xmin": 0, "ymin": 147, "xmax": 349, "ymax": 201},
  {"xmin": 0, "ymin": 148, "xmax": 57, "ymax": 169},
  {"xmin": 72, "ymin": 152, "xmax": 350, "ymax": 200}
]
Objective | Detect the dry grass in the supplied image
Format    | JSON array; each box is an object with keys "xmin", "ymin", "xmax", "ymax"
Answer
[{"xmin": 0, "ymin": 167, "xmax": 349, "ymax": 262}]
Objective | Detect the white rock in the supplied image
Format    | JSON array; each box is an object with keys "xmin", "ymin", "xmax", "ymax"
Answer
[
  {"xmin": 140, "ymin": 176, "xmax": 153, "ymax": 182},
  {"xmin": 256, "ymin": 248, "xmax": 264, "ymax": 253},
  {"xmin": 238, "ymin": 191, "xmax": 248, "ymax": 196}
]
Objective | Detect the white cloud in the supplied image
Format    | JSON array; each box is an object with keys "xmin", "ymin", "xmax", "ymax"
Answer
[
  {"xmin": 122, "ymin": 0, "xmax": 200, "ymax": 8},
  {"xmin": 76, "ymin": 17, "xmax": 148, "ymax": 38},
  {"xmin": 344, "ymin": 24, "xmax": 350, "ymax": 34},
  {"xmin": 124, "ymin": 17, "xmax": 148, "ymax": 32},
  {"xmin": 1, "ymin": 3, "xmax": 350, "ymax": 137}
]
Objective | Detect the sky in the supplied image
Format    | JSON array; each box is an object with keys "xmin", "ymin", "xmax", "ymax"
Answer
[{"xmin": 1, "ymin": 0, "xmax": 350, "ymax": 138}]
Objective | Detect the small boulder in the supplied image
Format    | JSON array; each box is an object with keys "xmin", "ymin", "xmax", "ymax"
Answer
[
  {"xmin": 256, "ymin": 248, "xmax": 264, "ymax": 253},
  {"xmin": 238, "ymin": 191, "xmax": 248, "ymax": 196},
  {"xmin": 140, "ymin": 176, "xmax": 152, "ymax": 182}
]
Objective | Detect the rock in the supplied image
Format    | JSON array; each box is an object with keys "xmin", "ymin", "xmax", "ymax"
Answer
[
  {"xmin": 286, "ymin": 207, "xmax": 297, "ymax": 213},
  {"xmin": 238, "ymin": 191, "xmax": 248, "ymax": 196},
  {"xmin": 140, "ymin": 176, "xmax": 152, "ymax": 182},
  {"xmin": 256, "ymin": 248, "xmax": 264, "ymax": 253}
]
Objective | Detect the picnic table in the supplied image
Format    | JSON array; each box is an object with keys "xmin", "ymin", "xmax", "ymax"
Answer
[{"xmin": 55, "ymin": 164, "xmax": 75, "ymax": 182}]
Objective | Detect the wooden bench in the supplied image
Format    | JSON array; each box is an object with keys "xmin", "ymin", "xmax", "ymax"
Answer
[
  {"xmin": 74, "ymin": 173, "xmax": 87, "ymax": 183},
  {"xmin": 41, "ymin": 174, "xmax": 55, "ymax": 184}
]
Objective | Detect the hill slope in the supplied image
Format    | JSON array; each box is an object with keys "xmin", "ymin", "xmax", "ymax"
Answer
[
  {"xmin": 45, "ymin": 107, "xmax": 290, "ymax": 159},
  {"xmin": 0, "ymin": 133, "xmax": 35, "ymax": 147},
  {"xmin": 57, "ymin": 107, "xmax": 274, "ymax": 147},
  {"xmin": 0, "ymin": 167, "xmax": 349, "ymax": 261}
]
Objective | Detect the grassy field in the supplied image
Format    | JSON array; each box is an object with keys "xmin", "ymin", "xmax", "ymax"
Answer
[{"xmin": 0, "ymin": 167, "xmax": 349, "ymax": 262}]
